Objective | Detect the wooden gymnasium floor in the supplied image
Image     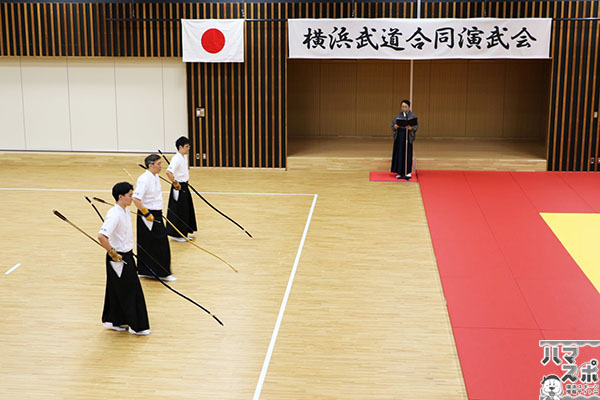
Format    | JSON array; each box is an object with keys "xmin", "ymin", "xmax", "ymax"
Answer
[{"xmin": 0, "ymin": 139, "xmax": 544, "ymax": 399}]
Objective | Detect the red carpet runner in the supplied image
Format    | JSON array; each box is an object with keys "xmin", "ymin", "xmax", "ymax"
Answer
[{"xmin": 369, "ymin": 171, "xmax": 418, "ymax": 182}]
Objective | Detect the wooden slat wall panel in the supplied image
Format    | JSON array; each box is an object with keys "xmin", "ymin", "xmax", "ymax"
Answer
[
  {"xmin": 319, "ymin": 62, "xmax": 357, "ymax": 136},
  {"xmin": 421, "ymin": 0, "xmax": 599, "ymax": 170},
  {"xmin": 0, "ymin": 1, "xmax": 599, "ymax": 170},
  {"xmin": 502, "ymin": 60, "xmax": 551, "ymax": 140},
  {"xmin": 482, "ymin": 0, "xmax": 598, "ymax": 171},
  {"xmin": 187, "ymin": 2, "xmax": 285, "ymax": 167},
  {"xmin": 428, "ymin": 60, "xmax": 469, "ymax": 137},
  {"xmin": 464, "ymin": 61, "xmax": 506, "ymax": 138},
  {"xmin": 0, "ymin": 2, "xmax": 285, "ymax": 167},
  {"xmin": 0, "ymin": 2, "xmax": 180, "ymax": 57},
  {"xmin": 287, "ymin": 60, "xmax": 321, "ymax": 136},
  {"xmin": 355, "ymin": 62, "xmax": 395, "ymax": 136},
  {"xmin": 288, "ymin": 58, "xmax": 549, "ymax": 138}
]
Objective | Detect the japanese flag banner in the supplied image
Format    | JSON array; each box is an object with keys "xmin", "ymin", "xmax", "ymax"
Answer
[
  {"xmin": 182, "ymin": 19, "xmax": 244, "ymax": 63},
  {"xmin": 289, "ymin": 18, "xmax": 552, "ymax": 60}
]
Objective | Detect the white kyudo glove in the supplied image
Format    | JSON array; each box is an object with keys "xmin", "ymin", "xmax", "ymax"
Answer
[
  {"xmin": 108, "ymin": 248, "xmax": 123, "ymax": 262},
  {"xmin": 141, "ymin": 207, "xmax": 154, "ymax": 222}
]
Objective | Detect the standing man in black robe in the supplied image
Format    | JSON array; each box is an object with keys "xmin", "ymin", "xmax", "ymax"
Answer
[{"xmin": 391, "ymin": 99, "xmax": 419, "ymax": 180}]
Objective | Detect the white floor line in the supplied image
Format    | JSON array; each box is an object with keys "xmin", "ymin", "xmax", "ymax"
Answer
[
  {"xmin": 5, "ymin": 263, "xmax": 22, "ymax": 275},
  {"xmin": 253, "ymin": 194, "xmax": 318, "ymax": 400},
  {"xmin": 0, "ymin": 188, "xmax": 314, "ymax": 196},
  {"xmin": 0, "ymin": 188, "xmax": 111, "ymax": 192},
  {"xmin": 200, "ymin": 192, "xmax": 315, "ymax": 196}
]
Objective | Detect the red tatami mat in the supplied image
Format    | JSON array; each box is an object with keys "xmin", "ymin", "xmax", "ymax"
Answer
[
  {"xmin": 443, "ymin": 276, "xmax": 538, "ymax": 329},
  {"xmin": 369, "ymin": 171, "xmax": 418, "ymax": 182},
  {"xmin": 452, "ymin": 327, "xmax": 557, "ymax": 399},
  {"xmin": 419, "ymin": 170, "xmax": 600, "ymax": 400}
]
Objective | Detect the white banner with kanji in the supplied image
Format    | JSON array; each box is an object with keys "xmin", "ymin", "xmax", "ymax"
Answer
[
  {"xmin": 288, "ymin": 18, "xmax": 551, "ymax": 59},
  {"xmin": 182, "ymin": 19, "xmax": 244, "ymax": 63}
]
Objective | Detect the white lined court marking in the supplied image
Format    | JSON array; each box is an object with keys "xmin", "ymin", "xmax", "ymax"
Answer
[
  {"xmin": 0, "ymin": 187, "xmax": 314, "ymax": 196},
  {"xmin": 253, "ymin": 193, "xmax": 318, "ymax": 400},
  {"xmin": 1, "ymin": 184, "xmax": 319, "ymax": 394},
  {"xmin": 5, "ymin": 264, "xmax": 22, "ymax": 275}
]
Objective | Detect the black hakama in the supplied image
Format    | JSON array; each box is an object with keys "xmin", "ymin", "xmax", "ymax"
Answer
[
  {"xmin": 102, "ymin": 251, "xmax": 150, "ymax": 333},
  {"xmin": 391, "ymin": 127, "xmax": 413, "ymax": 177},
  {"xmin": 166, "ymin": 182, "xmax": 197, "ymax": 238},
  {"xmin": 136, "ymin": 209, "xmax": 171, "ymax": 278}
]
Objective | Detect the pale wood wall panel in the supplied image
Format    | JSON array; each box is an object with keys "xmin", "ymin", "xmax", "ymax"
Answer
[
  {"xmin": 320, "ymin": 61, "xmax": 356, "ymax": 136},
  {"xmin": 503, "ymin": 60, "xmax": 551, "ymax": 140},
  {"xmin": 356, "ymin": 62, "xmax": 394, "ymax": 136},
  {"xmin": 287, "ymin": 60, "xmax": 320, "ymax": 137},
  {"xmin": 0, "ymin": 58, "xmax": 26, "ymax": 150},
  {"xmin": 391, "ymin": 61, "xmax": 411, "ymax": 126},
  {"xmin": 288, "ymin": 60, "xmax": 409, "ymax": 138},
  {"xmin": 289, "ymin": 58, "xmax": 549, "ymax": 139},
  {"xmin": 465, "ymin": 61, "xmax": 506, "ymax": 138},
  {"xmin": 413, "ymin": 60, "xmax": 432, "ymax": 138},
  {"xmin": 429, "ymin": 60, "xmax": 468, "ymax": 137}
]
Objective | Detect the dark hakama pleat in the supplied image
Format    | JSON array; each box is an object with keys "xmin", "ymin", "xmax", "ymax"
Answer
[
  {"xmin": 102, "ymin": 251, "xmax": 150, "ymax": 332},
  {"xmin": 136, "ymin": 209, "xmax": 171, "ymax": 277},
  {"xmin": 166, "ymin": 182, "xmax": 197, "ymax": 238},
  {"xmin": 390, "ymin": 127, "xmax": 413, "ymax": 176}
]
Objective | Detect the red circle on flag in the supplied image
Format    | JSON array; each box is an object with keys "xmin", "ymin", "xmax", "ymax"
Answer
[{"xmin": 201, "ymin": 29, "xmax": 226, "ymax": 54}]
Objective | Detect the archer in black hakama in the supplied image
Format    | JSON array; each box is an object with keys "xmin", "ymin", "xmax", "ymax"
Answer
[
  {"xmin": 166, "ymin": 182, "xmax": 197, "ymax": 238},
  {"xmin": 102, "ymin": 251, "xmax": 150, "ymax": 333},
  {"xmin": 136, "ymin": 209, "xmax": 171, "ymax": 278}
]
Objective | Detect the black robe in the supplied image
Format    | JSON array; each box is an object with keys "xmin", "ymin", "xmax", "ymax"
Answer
[
  {"xmin": 391, "ymin": 111, "xmax": 418, "ymax": 176},
  {"xmin": 136, "ymin": 209, "xmax": 171, "ymax": 278},
  {"xmin": 391, "ymin": 127, "xmax": 414, "ymax": 176},
  {"xmin": 166, "ymin": 182, "xmax": 197, "ymax": 238},
  {"xmin": 102, "ymin": 251, "xmax": 150, "ymax": 333}
]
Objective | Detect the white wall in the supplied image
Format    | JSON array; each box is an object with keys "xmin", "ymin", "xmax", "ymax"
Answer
[
  {"xmin": 162, "ymin": 59, "xmax": 188, "ymax": 153},
  {"xmin": 0, "ymin": 58, "xmax": 26, "ymax": 149},
  {"xmin": 21, "ymin": 58, "xmax": 72, "ymax": 150},
  {"xmin": 0, "ymin": 57, "xmax": 187, "ymax": 152},
  {"xmin": 68, "ymin": 58, "xmax": 118, "ymax": 151}
]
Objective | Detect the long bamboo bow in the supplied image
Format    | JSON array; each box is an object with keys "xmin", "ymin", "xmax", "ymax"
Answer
[
  {"xmin": 57, "ymin": 207, "xmax": 223, "ymax": 326},
  {"xmin": 123, "ymin": 167, "xmax": 197, "ymax": 235},
  {"xmin": 158, "ymin": 149, "xmax": 253, "ymax": 238},
  {"xmin": 94, "ymin": 191, "xmax": 238, "ymax": 274}
]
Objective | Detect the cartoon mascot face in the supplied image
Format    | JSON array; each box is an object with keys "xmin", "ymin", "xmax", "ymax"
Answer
[{"xmin": 540, "ymin": 375, "xmax": 563, "ymax": 399}]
